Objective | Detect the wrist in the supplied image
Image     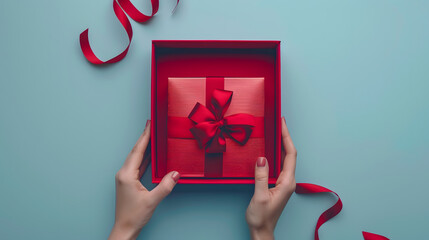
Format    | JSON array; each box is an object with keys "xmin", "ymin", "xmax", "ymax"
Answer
[
  {"xmin": 108, "ymin": 223, "xmax": 140, "ymax": 240},
  {"xmin": 249, "ymin": 228, "xmax": 274, "ymax": 240}
]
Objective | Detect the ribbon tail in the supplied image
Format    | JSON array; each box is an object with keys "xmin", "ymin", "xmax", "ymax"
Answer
[
  {"xmin": 362, "ymin": 231, "xmax": 390, "ymax": 240},
  {"xmin": 79, "ymin": 0, "xmax": 180, "ymax": 64},
  {"xmin": 295, "ymin": 183, "xmax": 343, "ymax": 240},
  {"xmin": 79, "ymin": 0, "xmax": 133, "ymax": 65},
  {"xmin": 190, "ymin": 122, "xmax": 219, "ymax": 149},
  {"xmin": 296, "ymin": 183, "xmax": 390, "ymax": 240},
  {"xmin": 117, "ymin": 0, "xmax": 159, "ymax": 22},
  {"xmin": 205, "ymin": 131, "xmax": 226, "ymax": 153}
]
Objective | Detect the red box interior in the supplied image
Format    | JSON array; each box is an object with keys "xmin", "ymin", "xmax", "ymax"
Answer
[{"xmin": 151, "ymin": 40, "xmax": 281, "ymax": 184}]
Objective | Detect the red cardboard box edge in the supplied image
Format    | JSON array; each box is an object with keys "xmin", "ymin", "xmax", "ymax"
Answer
[{"xmin": 151, "ymin": 40, "xmax": 282, "ymax": 184}]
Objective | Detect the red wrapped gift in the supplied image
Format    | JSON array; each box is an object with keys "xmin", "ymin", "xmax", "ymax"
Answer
[
  {"xmin": 151, "ymin": 40, "xmax": 281, "ymax": 184},
  {"xmin": 167, "ymin": 77, "xmax": 265, "ymax": 178}
]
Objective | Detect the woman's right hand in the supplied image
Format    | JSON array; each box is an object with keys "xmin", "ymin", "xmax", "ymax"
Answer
[{"xmin": 246, "ymin": 117, "xmax": 297, "ymax": 240}]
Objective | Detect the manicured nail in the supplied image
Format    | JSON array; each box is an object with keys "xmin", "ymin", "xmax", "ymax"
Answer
[
  {"xmin": 171, "ymin": 171, "xmax": 180, "ymax": 182},
  {"xmin": 257, "ymin": 157, "xmax": 266, "ymax": 167},
  {"xmin": 145, "ymin": 120, "xmax": 150, "ymax": 128}
]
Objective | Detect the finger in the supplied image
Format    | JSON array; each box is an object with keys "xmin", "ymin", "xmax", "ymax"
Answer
[
  {"xmin": 123, "ymin": 120, "xmax": 151, "ymax": 171},
  {"xmin": 150, "ymin": 171, "xmax": 180, "ymax": 203},
  {"xmin": 253, "ymin": 157, "xmax": 269, "ymax": 198},
  {"xmin": 280, "ymin": 117, "xmax": 297, "ymax": 178},
  {"xmin": 138, "ymin": 136, "xmax": 152, "ymax": 179},
  {"xmin": 138, "ymin": 150, "xmax": 151, "ymax": 179}
]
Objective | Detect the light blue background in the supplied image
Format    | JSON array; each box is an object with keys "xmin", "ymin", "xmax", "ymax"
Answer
[{"xmin": 1, "ymin": 0, "xmax": 428, "ymax": 239}]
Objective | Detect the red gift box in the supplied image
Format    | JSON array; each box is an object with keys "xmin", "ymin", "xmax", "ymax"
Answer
[
  {"xmin": 151, "ymin": 40, "xmax": 282, "ymax": 184},
  {"xmin": 167, "ymin": 77, "xmax": 265, "ymax": 178}
]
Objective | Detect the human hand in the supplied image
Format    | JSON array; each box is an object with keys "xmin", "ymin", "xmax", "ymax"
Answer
[
  {"xmin": 109, "ymin": 120, "xmax": 181, "ymax": 240},
  {"xmin": 246, "ymin": 117, "xmax": 297, "ymax": 240}
]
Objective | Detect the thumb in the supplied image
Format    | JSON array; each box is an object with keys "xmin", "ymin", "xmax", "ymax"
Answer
[
  {"xmin": 151, "ymin": 171, "xmax": 180, "ymax": 203},
  {"xmin": 254, "ymin": 157, "xmax": 269, "ymax": 198}
]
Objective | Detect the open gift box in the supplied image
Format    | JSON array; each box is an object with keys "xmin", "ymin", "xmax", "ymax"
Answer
[{"xmin": 151, "ymin": 40, "xmax": 281, "ymax": 184}]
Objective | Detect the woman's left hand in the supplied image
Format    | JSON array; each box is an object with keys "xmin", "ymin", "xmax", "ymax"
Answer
[{"xmin": 109, "ymin": 120, "xmax": 181, "ymax": 240}]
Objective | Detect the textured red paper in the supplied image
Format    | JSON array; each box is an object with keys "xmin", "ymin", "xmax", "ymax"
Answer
[{"xmin": 167, "ymin": 77, "xmax": 265, "ymax": 177}]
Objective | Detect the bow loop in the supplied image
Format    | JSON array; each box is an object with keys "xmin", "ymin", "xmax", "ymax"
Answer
[
  {"xmin": 223, "ymin": 114, "xmax": 256, "ymax": 144},
  {"xmin": 189, "ymin": 103, "xmax": 216, "ymax": 124},
  {"xmin": 188, "ymin": 89, "xmax": 255, "ymax": 153},
  {"xmin": 209, "ymin": 89, "xmax": 233, "ymax": 120}
]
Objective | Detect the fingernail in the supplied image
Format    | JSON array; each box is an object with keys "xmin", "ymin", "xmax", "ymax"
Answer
[
  {"xmin": 145, "ymin": 120, "xmax": 150, "ymax": 128},
  {"xmin": 171, "ymin": 171, "xmax": 180, "ymax": 182},
  {"xmin": 257, "ymin": 157, "xmax": 266, "ymax": 167}
]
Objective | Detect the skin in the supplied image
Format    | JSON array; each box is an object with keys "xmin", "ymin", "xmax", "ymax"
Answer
[
  {"xmin": 108, "ymin": 121, "xmax": 180, "ymax": 240},
  {"xmin": 246, "ymin": 117, "xmax": 297, "ymax": 240},
  {"xmin": 109, "ymin": 117, "xmax": 297, "ymax": 240}
]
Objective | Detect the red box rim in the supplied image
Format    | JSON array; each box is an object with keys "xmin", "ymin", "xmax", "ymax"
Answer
[{"xmin": 151, "ymin": 40, "xmax": 282, "ymax": 184}]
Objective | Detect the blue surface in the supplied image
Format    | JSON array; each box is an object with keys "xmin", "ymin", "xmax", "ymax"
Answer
[{"xmin": 1, "ymin": 0, "xmax": 429, "ymax": 239}]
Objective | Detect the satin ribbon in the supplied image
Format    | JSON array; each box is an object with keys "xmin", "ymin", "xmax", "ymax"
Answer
[
  {"xmin": 79, "ymin": 0, "xmax": 179, "ymax": 64},
  {"xmin": 295, "ymin": 183, "xmax": 390, "ymax": 240},
  {"xmin": 188, "ymin": 89, "xmax": 255, "ymax": 153},
  {"xmin": 362, "ymin": 231, "xmax": 390, "ymax": 240}
]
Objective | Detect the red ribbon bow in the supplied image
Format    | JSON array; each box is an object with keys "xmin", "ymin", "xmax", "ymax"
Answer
[{"xmin": 188, "ymin": 89, "xmax": 256, "ymax": 153}]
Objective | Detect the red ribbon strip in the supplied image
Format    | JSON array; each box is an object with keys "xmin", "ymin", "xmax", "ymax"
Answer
[
  {"xmin": 188, "ymin": 89, "xmax": 256, "ymax": 153},
  {"xmin": 295, "ymin": 183, "xmax": 390, "ymax": 240},
  {"xmin": 79, "ymin": 0, "xmax": 179, "ymax": 64},
  {"xmin": 362, "ymin": 231, "xmax": 390, "ymax": 240}
]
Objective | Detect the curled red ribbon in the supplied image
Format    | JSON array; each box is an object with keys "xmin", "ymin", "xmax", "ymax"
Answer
[
  {"xmin": 79, "ymin": 0, "xmax": 179, "ymax": 64},
  {"xmin": 295, "ymin": 183, "xmax": 390, "ymax": 240},
  {"xmin": 188, "ymin": 89, "xmax": 256, "ymax": 153},
  {"xmin": 362, "ymin": 231, "xmax": 390, "ymax": 240}
]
